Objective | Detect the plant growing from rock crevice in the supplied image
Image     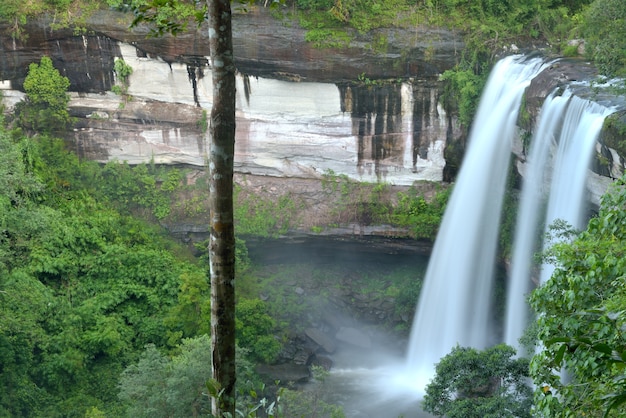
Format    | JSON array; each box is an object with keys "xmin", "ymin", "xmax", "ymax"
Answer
[{"xmin": 111, "ymin": 58, "xmax": 134, "ymax": 107}]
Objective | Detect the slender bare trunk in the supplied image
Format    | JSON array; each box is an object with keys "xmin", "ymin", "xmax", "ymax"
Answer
[{"xmin": 206, "ymin": 0, "xmax": 236, "ymax": 415}]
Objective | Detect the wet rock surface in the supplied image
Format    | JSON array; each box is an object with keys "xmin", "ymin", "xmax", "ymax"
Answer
[
  {"xmin": 524, "ymin": 58, "xmax": 599, "ymax": 126},
  {"xmin": 0, "ymin": 8, "xmax": 463, "ymax": 89}
]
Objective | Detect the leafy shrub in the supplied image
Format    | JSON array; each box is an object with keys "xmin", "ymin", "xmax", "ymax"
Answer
[
  {"xmin": 16, "ymin": 56, "xmax": 71, "ymax": 133},
  {"xmin": 99, "ymin": 160, "xmax": 184, "ymax": 220},
  {"xmin": 423, "ymin": 344, "xmax": 532, "ymax": 418},
  {"xmin": 439, "ymin": 65, "xmax": 488, "ymax": 128},
  {"xmin": 118, "ymin": 336, "xmax": 212, "ymax": 418},
  {"xmin": 0, "ymin": 123, "xmax": 207, "ymax": 417},
  {"xmin": 234, "ymin": 185, "xmax": 300, "ymax": 237},
  {"xmin": 529, "ymin": 177, "xmax": 626, "ymax": 416},
  {"xmin": 236, "ymin": 298, "xmax": 282, "ymax": 363},
  {"xmin": 583, "ymin": 0, "xmax": 626, "ymax": 76},
  {"xmin": 295, "ymin": 0, "xmax": 334, "ymax": 10},
  {"xmin": 392, "ymin": 183, "xmax": 451, "ymax": 240}
]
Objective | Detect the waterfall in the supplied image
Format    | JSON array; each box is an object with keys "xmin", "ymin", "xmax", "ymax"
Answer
[
  {"xmin": 505, "ymin": 90, "xmax": 615, "ymax": 351},
  {"xmin": 503, "ymin": 90, "xmax": 569, "ymax": 352},
  {"xmin": 338, "ymin": 55, "xmax": 617, "ymax": 418},
  {"xmin": 403, "ymin": 55, "xmax": 547, "ymax": 392}
]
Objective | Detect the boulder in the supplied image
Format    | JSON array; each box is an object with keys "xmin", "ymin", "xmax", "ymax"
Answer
[{"xmin": 305, "ymin": 328, "xmax": 337, "ymax": 354}]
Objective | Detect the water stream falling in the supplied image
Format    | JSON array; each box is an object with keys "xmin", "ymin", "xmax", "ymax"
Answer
[
  {"xmin": 505, "ymin": 89, "xmax": 616, "ymax": 350},
  {"xmin": 402, "ymin": 55, "xmax": 547, "ymax": 393},
  {"xmin": 503, "ymin": 90, "xmax": 570, "ymax": 352}
]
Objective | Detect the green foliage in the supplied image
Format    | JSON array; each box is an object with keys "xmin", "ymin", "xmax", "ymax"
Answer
[
  {"xmin": 295, "ymin": 0, "xmax": 409, "ymax": 35},
  {"xmin": 84, "ymin": 407, "xmax": 107, "ymax": 418},
  {"xmin": 112, "ymin": 58, "xmax": 134, "ymax": 101},
  {"xmin": 0, "ymin": 270, "xmax": 52, "ymax": 416},
  {"xmin": 321, "ymin": 171, "xmax": 449, "ymax": 241},
  {"xmin": 114, "ymin": 58, "xmax": 133, "ymax": 81},
  {"xmin": 601, "ymin": 112, "xmax": 626, "ymax": 158},
  {"xmin": 304, "ymin": 27, "xmax": 351, "ymax": 48},
  {"xmin": 165, "ymin": 269, "xmax": 211, "ymax": 341},
  {"xmin": 119, "ymin": 336, "xmax": 271, "ymax": 418},
  {"xmin": 118, "ymin": 336, "xmax": 212, "ymax": 418},
  {"xmin": 236, "ymin": 298, "xmax": 282, "ymax": 363},
  {"xmin": 392, "ymin": 183, "xmax": 451, "ymax": 240},
  {"xmin": 294, "ymin": 0, "xmax": 333, "ymax": 11},
  {"xmin": 423, "ymin": 344, "xmax": 533, "ymax": 418},
  {"xmin": 0, "ymin": 0, "xmax": 101, "ymax": 39},
  {"xmin": 439, "ymin": 64, "xmax": 488, "ymax": 128},
  {"xmin": 582, "ymin": 0, "xmax": 626, "ymax": 77},
  {"xmin": 529, "ymin": 177, "xmax": 626, "ymax": 417},
  {"xmin": 0, "ymin": 122, "xmax": 206, "ymax": 417},
  {"xmin": 0, "ymin": 128, "xmax": 43, "ymax": 210},
  {"xmin": 22, "ymin": 56, "xmax": 70, "ymax": 108},
  {"xmin": 234, "ymin": 184, "xmax": 300, "ymax": 237},
  {"xmin": 99, "ymin": 160, "xmax": 184, "ymax": 220},
  {"xmin": 16, "ymin": 56, "xmax": 72, "ymax": 133},
  {"xmin": 320, "ymin": 170, "xmax": 392, "ymax": 227},
  {"xmin": 198, "ymin": 109, "xmax": 209, "ymax": 133},
  {"xmin": 125, "ymin": 0, "xmax": 207, "ymax": 37}
]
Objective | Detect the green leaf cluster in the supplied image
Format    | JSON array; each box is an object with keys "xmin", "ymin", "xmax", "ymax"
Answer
[
  {"xmin": 118, "ymin": 336, "xmax": 213, "ymax": 418},
  {"xmin": 321, "ymin": 171, "xmax": 450, "ymax": 241},
  {"xmin": 529, "ymin": 177, "xmax": 626, "ymax": 417},
  {"xmin": 392, "ymin": 182, "xmax": 451, "ymax": 240},
  {"xmin": 0, "ymin": 0, "xmax": 99, "ymax": 38},
  {"xmin": 234, "ymin": 184, "xmax": 301, "ymax": 238},
  {"xmin": 582, "ymin": 0, "xmax": 626, "ymax": 77},
  {"xmin": 439, "ymin": 65, "xmax": 488, "ymax": 128},
  {"xmin": 15, "ymin": 57, "xmax": 72, "ymax": 134},
  {"xmin": 423, "ymin": 344, "xmax": 533, "ymax": 418},
  {"xmin": 112, "ymin": 58, "xmax": 134, "ymax": 99},
  {"xmin": 235, "ymin": 298, "xmax": 282, "ymax": 363},
  {"xmin": 0, "ymin": 106, "xmax": 312, "ymax": 416},
  {"xmin": 98, "ymin": 160, "xmax": 184, "ymax": 220}
]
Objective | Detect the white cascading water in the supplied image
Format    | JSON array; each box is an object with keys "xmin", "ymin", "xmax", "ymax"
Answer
[
  {"xmin": 538, "ymin": 93, "xmax": 615, "ymax": 284},
  {"xmin": 503, "ymin": 90, "xmax": 570, "ymax": 352},
  {"xmin": 402, "ymin": 55, "xmax": 547, "ymax": 393},
  {"xmin": 505, "ymin": 90, "xmax": 615, "ymax": 351}
]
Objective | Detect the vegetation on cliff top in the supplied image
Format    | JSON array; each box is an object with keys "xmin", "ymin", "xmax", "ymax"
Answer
[{"xmin": 1, "ymin": 0, "xmax": 623, "ymax": 77}]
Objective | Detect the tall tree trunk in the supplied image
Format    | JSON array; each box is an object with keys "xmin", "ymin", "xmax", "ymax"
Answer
[{"xmin": 206, "ymin": 0, "xmax": 236, "ymax": 415}]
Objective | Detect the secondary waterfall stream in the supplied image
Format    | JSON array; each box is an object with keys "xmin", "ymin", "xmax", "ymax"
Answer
[{"xmin": 504, "ymin": 89, "xmax": 615, "ymax": 351}]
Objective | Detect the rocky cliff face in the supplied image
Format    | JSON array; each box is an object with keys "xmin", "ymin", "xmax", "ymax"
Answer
[
  {"xmin": 516, "ymin": 58, "xmax": 626, "ymax": 207},
  {"xmin": 0, "ymin": 8, "xmax": 465, "ymax": 185},
  {"xmin": 1, "ymin": 9, "xmax": 624, "ymax": 207}
]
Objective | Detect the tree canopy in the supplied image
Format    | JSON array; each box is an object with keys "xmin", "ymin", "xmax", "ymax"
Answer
[
  {"xmin": 0, "ymin": 119, "xmax": 210, "ymax": 416},
  {"xmin": 15, "ymin": 56, "xmax": 72, "ymax": 133},
  {"xmin": 423, "ymin": 344, "xmax": 533, "ymax": 418}
]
